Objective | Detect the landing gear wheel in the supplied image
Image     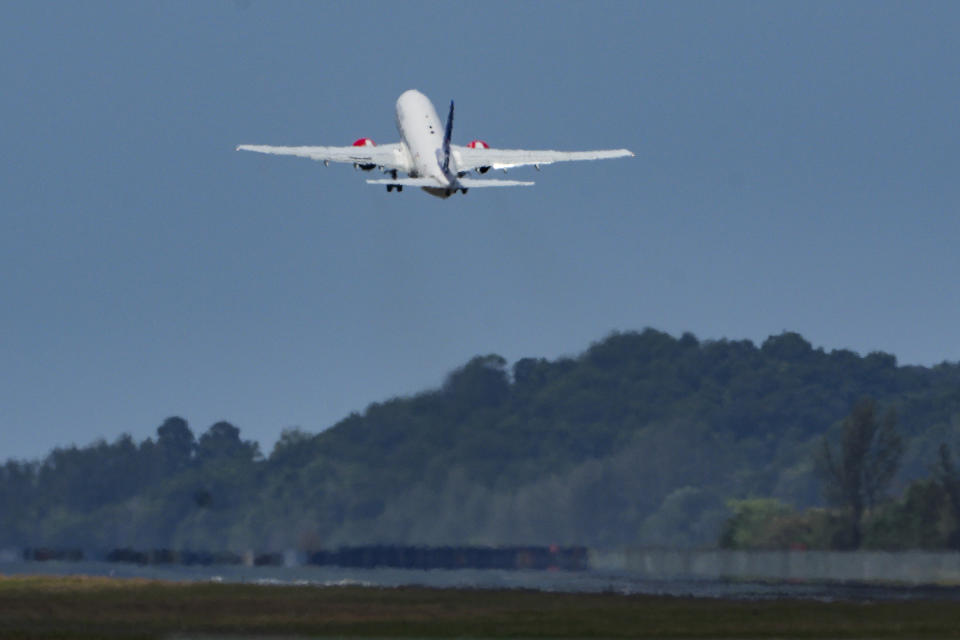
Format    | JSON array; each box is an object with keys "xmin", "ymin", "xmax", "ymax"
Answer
[
  {"xmin": 461, "ymin": 188, "xmax": 469, "ymax": 194},
  {"xmin": 397, "ymin": 185, "xmax": 403, "ymax": 192},
  {"xmin": 386, "ymin": 185, "xmax": 394, "ymax": 193}
]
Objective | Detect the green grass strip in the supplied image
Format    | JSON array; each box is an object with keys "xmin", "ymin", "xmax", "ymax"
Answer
[{"xmin": 1, "ymin": 575, "xmax": 959, "ymax": 639}]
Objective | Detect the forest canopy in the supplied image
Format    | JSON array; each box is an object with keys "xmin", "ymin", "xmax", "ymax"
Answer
[{"xmin": 3, "ymin": 329, "xmax": 960, "ymax": 551}]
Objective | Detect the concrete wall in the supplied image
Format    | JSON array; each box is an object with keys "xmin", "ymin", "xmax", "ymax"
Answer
[{"xmin": 590, "ymin": 549, "xmax": 960, "ymax": 585}]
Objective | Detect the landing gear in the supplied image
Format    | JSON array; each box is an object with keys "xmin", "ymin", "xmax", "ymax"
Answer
[
  {"xmin": 387, "ymin": 184, "xmax": 403, "ymax": 193},
  {"xmin": 386, "ymin": 185, "xmax": 393, "ymax": 193},
  {"xmin": 397, "ymin": 185, "xmax": 403, "ymax": 192},
  {"xmin": 460, "ymin": 188, "xmax": 468, "ymax": 194}
]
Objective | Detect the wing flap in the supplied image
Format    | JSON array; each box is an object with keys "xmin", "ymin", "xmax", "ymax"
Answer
[
  {"xmin": 458, "ymin": 178, "xmax": 534, "ymax": 187},
  {"xmin": 452, "ymin": 146, "xmax": 633, "ymax": 172},
  {"xmin": 237, "ymin": 143, "xmax": 411, "ymax": 172}
]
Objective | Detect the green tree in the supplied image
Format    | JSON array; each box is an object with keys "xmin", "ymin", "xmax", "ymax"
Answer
[
  {"xmin": 156, "ymin": 416, "xmax": 195, "ymax": 473},
  {"xmin": 933, "ymin": 443, "xmax": 960, "ymax": 548},
  {"xmin": 196, "ymin": 421, "xmax": 259, "ymax": 464},
  {"xmin": 268, "ymin": 427, "xmax": 316, "ymax": 467},
  {"xmin": 816, "ymin": 398, "xmax": 903, "ymax": 548},
  {"xmin": 442, "ymin": 354, "xmax": 510, "ymax": 415},
  {"xmin": 719, "ymin": 498, "xmax": 794, "ymax": 549}
]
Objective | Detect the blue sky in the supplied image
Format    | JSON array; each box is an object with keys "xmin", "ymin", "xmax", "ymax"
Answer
[{"xmin": 2, "ymin": 1, "xmax": 959, "ymax": 460}]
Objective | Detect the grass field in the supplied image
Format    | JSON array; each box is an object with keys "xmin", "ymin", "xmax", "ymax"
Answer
[{"xmin": 2, "ymin": 575, "xmax": 960, "ymax": 639}]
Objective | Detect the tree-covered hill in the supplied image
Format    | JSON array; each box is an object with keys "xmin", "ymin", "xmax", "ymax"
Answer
[{"xmin": 3, "ymin": 329, "xmax": 960, "ymax": 550}]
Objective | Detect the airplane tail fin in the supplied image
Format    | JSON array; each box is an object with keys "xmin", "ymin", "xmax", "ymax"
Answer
[{"xmin": 440, "ymin": 100, "xmax": 454, "ymax": 174}]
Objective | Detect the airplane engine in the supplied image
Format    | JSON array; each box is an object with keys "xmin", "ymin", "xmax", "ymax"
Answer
[
  {"xmin": 352, "ymin": 138, "xmax": 377, "ymax": 171},
  {"xmin": 467, "ymin": 139, "xmax": 491, "ymax": 174}
]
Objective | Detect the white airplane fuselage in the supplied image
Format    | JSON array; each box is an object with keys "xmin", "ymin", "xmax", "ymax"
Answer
[
  {"xmin": 394, "ymin": 89, "xmax": 457, "ymax": 197},
  {"xmin": 395, "ymin": 90, "xmax": 443, "ymax": 179}
]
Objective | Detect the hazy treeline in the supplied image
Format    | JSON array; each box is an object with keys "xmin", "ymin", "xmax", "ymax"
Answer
[
  {"xmin": 722, "ymin": 425, "xmax": 960, "ymax": 551},
  {"xmin": 3, "ymin": 329, "xmax": 960, "ymax": 551}
]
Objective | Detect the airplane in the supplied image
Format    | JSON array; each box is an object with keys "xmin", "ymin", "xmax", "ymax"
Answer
[{"xmin": 237, "ymin": 89, "xmax": 634, "ymax": 199}]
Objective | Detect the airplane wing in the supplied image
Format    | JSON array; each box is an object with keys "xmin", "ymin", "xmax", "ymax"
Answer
[
  {"xmin": 237, "ymin": 143, "xmax": 412, "ymax": 173},
  {"xmin": 451, "ymin": 145, "xmax": 633, "ymax": 172}
]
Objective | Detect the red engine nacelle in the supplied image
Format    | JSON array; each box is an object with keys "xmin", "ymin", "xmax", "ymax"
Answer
[
  {"xmin": 467, "ymin": 140, "xmax": 491, "ymax": 173},
  {"xmin": 353, "ymin": 138, "xmax": 376, "ymax": 170}
]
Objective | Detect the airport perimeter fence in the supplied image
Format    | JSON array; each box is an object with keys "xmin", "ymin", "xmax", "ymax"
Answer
[
  {"xmin": 14, "ymin": 545, "xmax": 588, "ymax": 571},
  {"xmin": 590, "ymin": 548, "xmax": 960, "ymax": 585},
  {"xmin": 10, "ymin": 546, "xmax": 960, "ymax": 584}
]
